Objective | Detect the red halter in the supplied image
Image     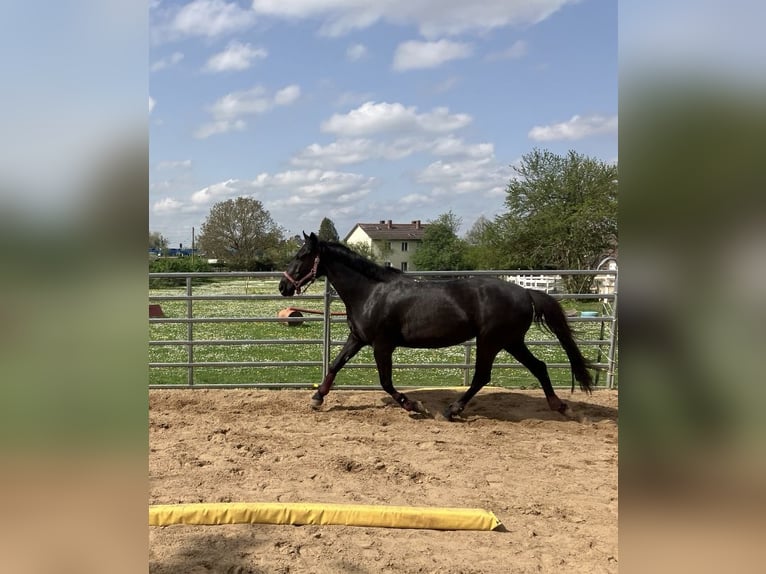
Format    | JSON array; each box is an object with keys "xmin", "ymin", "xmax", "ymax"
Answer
[{"xmin": 283, "ymin": 255, "xmax": 320, "ymax": 294}]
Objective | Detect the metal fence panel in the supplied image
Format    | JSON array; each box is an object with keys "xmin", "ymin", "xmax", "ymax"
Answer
[{"xmin": 149, "ymin": 268, "xmax": 617, "ymax": 389}]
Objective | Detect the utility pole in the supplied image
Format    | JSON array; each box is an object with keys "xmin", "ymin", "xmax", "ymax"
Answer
[{"xmin": 191, "ymin": 227, "xmax": 195, "ymax": 264}]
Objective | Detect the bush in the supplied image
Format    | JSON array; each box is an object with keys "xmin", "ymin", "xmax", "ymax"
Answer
[{"xmin": 149, "ymin": 257, "xmax": 213, "ymax": 288}]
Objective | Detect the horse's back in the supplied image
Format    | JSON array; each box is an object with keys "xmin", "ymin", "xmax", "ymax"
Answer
[
  {"xmin": 463, "ymin": 276, "xmax": 534, "ymax": 330},
  {"xmin": 380, "ymin": 275, "xmax": 532, "ymax": 347}
]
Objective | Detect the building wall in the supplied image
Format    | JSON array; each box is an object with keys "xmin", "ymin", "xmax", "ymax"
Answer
[
  {"xmin": 345, "ymin": 226, "xmax": 422, "ymax": 271},
  {"xmin": 378, "ymin": 238, "xmax": 419, "ymax": 271},
  {"xmin": 345, "ymin": 226, "xmax": 371, "ymax": 248}
]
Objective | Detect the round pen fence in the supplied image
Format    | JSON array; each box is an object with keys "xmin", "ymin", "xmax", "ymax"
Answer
[{"xmin": 149, "ymin": 269, "xmax": 618, "ymax": 390}]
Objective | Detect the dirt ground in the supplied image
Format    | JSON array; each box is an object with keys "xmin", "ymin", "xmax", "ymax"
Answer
[{"xmin": 149, "ymin": 387, "xmax": 618, "ymax": 573}]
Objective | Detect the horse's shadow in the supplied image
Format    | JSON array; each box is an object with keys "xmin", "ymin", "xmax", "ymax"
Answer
[
  {"xmin": 328, "ymin": 388, "xmax": 618, "ymax": 424},
  {"xmin": 325, "ymin": 404, "xmax": 373, "ymax": 413}
]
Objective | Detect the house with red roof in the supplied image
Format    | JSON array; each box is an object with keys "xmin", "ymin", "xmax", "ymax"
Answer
[{"xmin": 343, "ymin": 219, "xmax": 429, "ymax": 271}]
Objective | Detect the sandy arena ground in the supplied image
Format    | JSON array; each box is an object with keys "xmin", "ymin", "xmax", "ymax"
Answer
[{"xmin": 149, "ymin": 387, "xmax": 618, "ymax": 573}]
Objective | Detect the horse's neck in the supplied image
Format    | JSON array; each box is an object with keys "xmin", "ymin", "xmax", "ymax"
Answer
[{"xmin": 323, "ymin": 255, "xmax": 378, "ymax": 308}]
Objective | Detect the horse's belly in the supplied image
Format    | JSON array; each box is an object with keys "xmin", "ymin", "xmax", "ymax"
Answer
[
  {"xmin": 399, "ymin": 319, "xmax": 475, "ymax": 348},
  {"xmin": 401, "ymin": 336, "xmax": 470, "ymax": 349}
]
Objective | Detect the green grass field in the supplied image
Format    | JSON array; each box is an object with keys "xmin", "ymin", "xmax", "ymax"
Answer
[{"xmin": 149, "ymin": 277, "xmax": 616, "ymax": 389}]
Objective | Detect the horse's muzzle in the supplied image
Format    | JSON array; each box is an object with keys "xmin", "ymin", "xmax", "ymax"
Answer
[{"xmin": 278, "ymin": 277, "xmax": 294, "ymax": 296}]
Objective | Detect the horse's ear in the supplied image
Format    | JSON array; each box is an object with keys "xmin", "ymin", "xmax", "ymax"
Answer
[{"xmin": 302, "ymin": 231, "xmax": 318, "ymax": 249}]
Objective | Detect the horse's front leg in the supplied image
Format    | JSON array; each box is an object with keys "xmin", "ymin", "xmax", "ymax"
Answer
[
  {"xmin": 442, "ymin": 342, "xmax": 499, "ymax": 421},
  {"xmin": 311, "ymin": 334, "xmax": 364, "ymax": 409},
  {"xmin": 373, "ymin": 344, "xmax": 426, "ymax": 414}
]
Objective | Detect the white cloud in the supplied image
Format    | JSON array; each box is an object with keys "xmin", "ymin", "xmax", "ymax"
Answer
[
  {"xmin": 291, "ymin": 139, "xmax": 378, "ymax": 167},
  {"xmin": 231, "ymin": 175, "xmax": 362, "ymax": 236},
  {"xmin": 188, "ymin": 170, "xmax": 377, "ymax": 216},
  {"xmin": 432, "ymin": 76, "xmax": 459, "ymax": 94},
  {"xmin": 151, "ymin": 51, "xmax": 185, "ymax": 72},
  {"xmin": 193, "ymin": 118, "xmax": 247, "ymax": 139},
  {"xmin": 149, "ymin": 96, "xmax": 156, "ymax": 113},
  {"xmin": 321, "ymin": 101, "xmax": 471, "ymax": 136},
  {"xmin": 150, "ymin": 180, "xmax": 175, "ymax": 193},
  {"xmin": 486, "ymin": 39, "xmax": 527, "ymax": 61},
  {"xmin": 399, "ymin": 192, "xmax": 435, "ymax": 207},
  {"xmin": 153, "ymin": 0, "xmax": 257, "ymax": 43},
  {"xmin": 250, "ymin": 0, "xmax": 575, "ymax": 38},
  {"xmin": 191, "ymin": 169, "xmax": 374, "ymax": 206},
  {"xmin": 209, "ymin": 87, "xmax": 270, "ymax": 119},
  {"xmin": 257, "ymin": 169, "xmax": 375, "ymax": 199},
  {"xmin": 152, "ymin": 197, "xmax": 184, "ymax": 214},
  {"xmin": 416, "ymin": 156, "xmax": 512, "ymax": 197},
  {"xmin": 346, "ymin": 43, "xmax": 368, "ymax": 61},
  {"xmin": 528, "ymin": 114, "xmax": 618, "ymax": 141},
  {"xmin": 418, "ymin": 157, "xmax": 490, "ymax": 184},
  {"xmin": 292, "ymin": 137, "xmax": 436, "ymax": 167},
  {"xmin": 195, "ymin": 84, "xmax": 301, "ymax": 138},
  {"xmin": 417, "ymin": 107, "xmax": 473, "ymax": 133},
  {"xmin": 392, "ymin": 39, "xmax": 472, "ymax": 71},
  {"xmin": 190, "ymin": 178, "xmax": 255, "ymax": 205},
  {"xmin": 204, "ymin": 41, "xmax": 267, "ymax": 72},
  {"xmin": 274, "ymin": 84, "xmax": 301, "ymax": 105},
  {"xmin": 209, "ymin": 85, "xmax": 300, "ymax": 119},
  {"xmin": 291, "ymin": 135, "xmax": 493, "ymax": 168},
  {"xmin": 156, "ymin": 159, "xmax": 193, "ymax": 170},
  {"xmin": 429, "ymin": 136, "xmax": 494, "ymax": 159}
]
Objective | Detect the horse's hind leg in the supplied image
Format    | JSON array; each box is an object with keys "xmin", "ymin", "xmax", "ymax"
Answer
[
  {"xmin": 312, "ymin": 333, "xmax": 364, "ymax": 409},
  {"xmin": 507, "ymin": 342, "xmax": 568, "ymax": 414},
  {"xmin": 443, "ymin": 342, "xmax": 500, "ymax": 421},
  {"xmin": 373, "ymin": 344, "xmax": 425, "ymax": 413}
]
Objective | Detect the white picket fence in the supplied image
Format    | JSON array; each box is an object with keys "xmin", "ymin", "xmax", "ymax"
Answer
[{"xmin": 504, "ymin": 274, "xmax": 558, "ymax": 293}]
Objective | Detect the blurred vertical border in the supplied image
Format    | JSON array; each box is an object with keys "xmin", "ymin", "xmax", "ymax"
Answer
[
  {"xmin": 620, "ymin": 1, "xmax": 766, "ymax": 571},
  {"xmin": 0, "ymin": 1, "xmax": 148, "ymax": 571}
]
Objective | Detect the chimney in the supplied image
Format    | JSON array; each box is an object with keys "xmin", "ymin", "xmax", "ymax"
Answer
[
  {"xmin": 414, "ymin": 220, "xmax": 421, "ymax": 229},
  {"xmin": 386, "ymin": 219, "xmax": 392, "ymax": 229},
  {"xmin": 379, "ymin": 220, "xmax": 385, "ymax": 224}
]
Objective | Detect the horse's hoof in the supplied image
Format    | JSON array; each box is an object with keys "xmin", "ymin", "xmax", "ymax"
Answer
[
  {"xmin": 437, "ymin": 408, "xmax": 457, "ymax": 422},
  {"xmin": 411, "ymin": 400, "xmax": 429, "ymax": 415},
  {"xmin": 555, "ymin": 402, "xmax": 582, "ymax": 421},
  {"xmin": 434, "ymin": 410, "xmax": 451, "ymax": 422},
  {"xmin": 310, "ymin": 399, "xmax": 324, "ymax": 410}
]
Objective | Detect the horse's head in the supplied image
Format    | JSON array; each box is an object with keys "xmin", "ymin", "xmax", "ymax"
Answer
[{"xmin": 279, "ymin": 231, "xmax": 321, "ymax": 296}]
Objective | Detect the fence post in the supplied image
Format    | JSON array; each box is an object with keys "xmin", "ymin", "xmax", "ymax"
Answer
[
  {"xmin": 322, "ymin": 279, "xmax": 331, "ymax": 380},
  {"xmin": 186, "ymin": 276, "xmax": 194, "ymax": 387},
  {"xmin": 606, "ymin": 270, "xmax": 618, "ymax": 389},
  {"xmin": 463, "ymin": 344, "xmax": 471, "ymax": 386},
  {"xmin": 594, "ymin": 317, "xmax": 606, "ymax": 387}
]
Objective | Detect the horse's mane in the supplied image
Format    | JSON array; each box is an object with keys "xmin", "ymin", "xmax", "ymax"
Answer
[{"xmin": 321, "ymin": 241, "xmax": 404, "ymax": 282}]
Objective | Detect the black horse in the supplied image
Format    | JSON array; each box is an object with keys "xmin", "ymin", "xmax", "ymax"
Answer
[{"xmin": 279, "ymin": 232, "xmax": 593, "ymax": 420}]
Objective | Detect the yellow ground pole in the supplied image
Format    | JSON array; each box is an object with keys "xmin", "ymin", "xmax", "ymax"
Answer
[{"xmin": 149, "ymin": 502, "xmax": 503, "ymax": 531}]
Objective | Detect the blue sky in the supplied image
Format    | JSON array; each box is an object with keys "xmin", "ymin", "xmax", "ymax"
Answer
[{"xmin": 149, "ymin": 0, "xmax": 617, "ymax": 247}]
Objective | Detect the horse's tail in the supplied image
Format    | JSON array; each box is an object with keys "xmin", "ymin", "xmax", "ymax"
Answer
[{"xmin": 526, "ymin": 289, "xmax": 594, "ymax": 394}]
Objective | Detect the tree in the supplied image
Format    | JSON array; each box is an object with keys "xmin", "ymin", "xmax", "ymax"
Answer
[
  {"xmin": 149, "ymin": 231, "xmax": 168, "ymax": 251},
  {"xmin": 495, "ymin": 149, "xmax": 617, "ymax": 291},
  {"xmin": 463, "ymin": 216, "xmax": 506, "ymax": 270},
  {"xmin": 345, "ymin": 241, "xmax": 379, "ymax": 262},
  {"xmin": 464, "ymin": 215, "xmax": 491, "ymax": 246},
  {"xmin": 411, "ymin": 211, "xmax": 470, "ymax": 271},
  {"xmin": 317, "ymin": 217, "xmax": 340, "ymax": 242},
  {"xmin": 196, "ymin": 197, "xmax": 285, "ymax": 270},
  {"xmin": 272, "ymin": 235, "xmax": 303, "ymax": 269}
]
